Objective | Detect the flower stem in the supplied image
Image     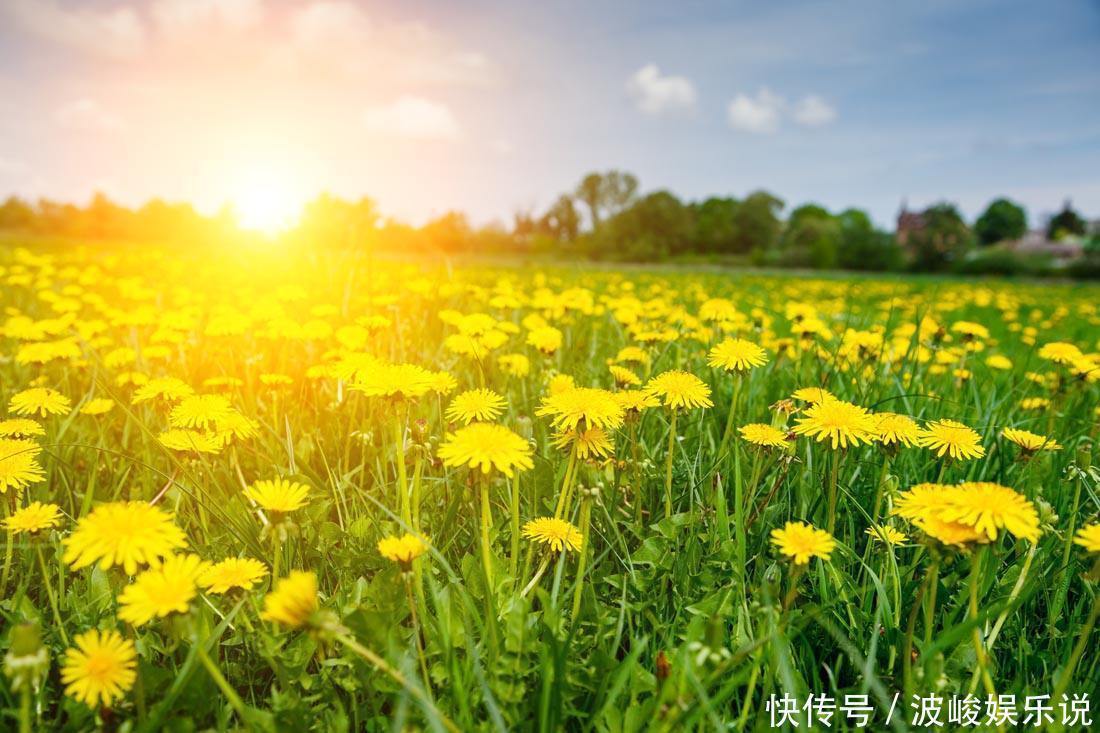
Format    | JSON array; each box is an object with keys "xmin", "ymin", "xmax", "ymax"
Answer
[
  {"xmin": 522, "ymin": 556, "xmax": 551, "ymax": 597},
  {"xmin": 664, "ymin": 409, "xmax": 678, "ymax": 519},
  {"xmin": 36, "ymin": 543, "xmax": 68, "ymax": 644},
  {"xmin": 404, "ymin": 576, "xmax": 433, "ymax": 698},
  {"xmin": 478, "ymin": 481, "xmax": 494, "ymax": 590},
  {"xmin": 571, "ymin": 495, "xmax": 593, "ymax": 619},
  {"xmin": 826, "ymin": 451, "xmax": 840, "ymax": 533},
  {"xmin": 196, "ymin": 644, "xmax": 249, "ymax": 727},
  {"xmin": 968, "ymin": 548, "xmax": 996, "ymax": 696},
  {"xmin": 509, "ymin": 472, "xmax": 521, "ymax": 581}
]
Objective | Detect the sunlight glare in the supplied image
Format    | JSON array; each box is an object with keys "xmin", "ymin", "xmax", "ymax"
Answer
[{"xmin": 230, "ymin": 170, "xmax": 306, "ymax": 236}]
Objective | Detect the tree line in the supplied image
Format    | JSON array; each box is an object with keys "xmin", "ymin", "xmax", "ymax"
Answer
[{"xmin": 1, "ymin": 172, "xmax": 1096, "ymax": 278}]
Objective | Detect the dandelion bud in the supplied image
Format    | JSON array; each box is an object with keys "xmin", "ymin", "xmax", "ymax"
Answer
[{"xmin": 3, "ymin": 623, "xmax": 48, "ymax": 693}]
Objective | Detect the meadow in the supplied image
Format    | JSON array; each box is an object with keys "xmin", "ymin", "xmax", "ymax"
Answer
[{"xmin": 1, "ymin": 243, "xmax": 1098, "ymax": 731}]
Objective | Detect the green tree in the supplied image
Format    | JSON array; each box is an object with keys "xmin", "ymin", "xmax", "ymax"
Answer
[
  {"xmin": 691, "ymin": 197, "xmax": 740, "ymax": 254},
  {"xmin": 574, "ymin": 171, "xmax": 638, "ymax": 232},
  {"xmin": 908, "ymin": 202, "xmax": 973, "ymax": 271},
  {"xmin": 0, "ymin": 196, "xmax": 35, "ymax": 231},
  {"xmin": 974, "ymin": 198, "xmax": 1027, "ymax": 245},
  {"xmin": 729, "ymin": 190, "xmax": 783, "ymax": 254},
  {"xmin": 596, "ymin": 190, "xmax": 693, "ymax": 260},
  {"xmin": 1047, "ymin": 201, "xmax": 1086, "ymax": 240},
  {"xmin": 540, "ymin": 195, "xmax": 580, "ymax": 242},
  {"xmin": 783, "ymin": 204, "xmax": 840, "ymax": 269},
  {"xmin": 836, "ymin": 208, "xmax": 900, "ymax": 271}
]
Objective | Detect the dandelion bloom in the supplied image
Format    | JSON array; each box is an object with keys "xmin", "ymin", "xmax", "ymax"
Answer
[
  {"xmin": 200, "ymin": 557, "xmax": 268, "ymax": 594},
  {"xmin": 792, "ymin": 399, "xmax": 876, "ymax": 449},
  {"xmin": 498, "ymin": 353, "xmax": 530, "ymax": 377},
  {"xmin": 608, "ymin": 364, "xmax": 641, "ymax": 387},
  {"xmin": 770, "ymin": 521, "xmax": 836, "ymax": 565},
  {"xmin": 739, "ymin": 423, "xmax": 790, "ymax": 449},
  {"xmin": 0, "ymin": 418, "xmax": 44, "ymax": 437},
  {"xmin": 527, "ymin": 326, "xmax": 564, "ymax": 354},
  {"xmin": 872, "ymin": 412, "xmax": 920, "ymax": 447},
  {"xmin": 61, "ymin": 630, "xmax": 137, "ymax": 709},
  {"xmin": 262, "ymin": 571, "xmax": 319, "ymax": 629},
  {"xmin": 613, "ymin": 389, "xmax": 660, "ymax": 414},
  {"xmin": 985, "ymin": 355, "xmax": 1013, "ymax": 370},
  {"xmin": 1019, "ymin": 397, "xmax": 1050, "ymax": 411},
  {"xmin": 523, "ymin": 517, "xmax": 583, "ymax": 553},
  {"xmin": 537, "ymin": 387, "xmax": 624, "ymax": 431},
  {"xmin": 245, "ymin": 478, "xmax": 310, "ymax": 514},
  {"xmin": 645, "ymin": 370, "xmax": 713, "ymax": 410},
  {"xmin": 790, "ymin": 387, "xmax": 835, "ymax": 404},
  {"xmin": 1001, "ymin": 428, "xmax": 1061, "ymax": 453},
  {"xmin": 916, "ymin": 419, "xmax": 986, "ymax": 460},
  {"xmin": 158, "ymin": 428, "xmax": 223, "ymax": 454},
  {"xmin": 0, "ymin": 438, "xmax": 46, "ymax": 494},
  {"xmin": 1038, "ymin": 341, "xmax": 1083, "ymax": 365},
  {"xmin": 117, "ymin": 554, "xmax": 208, "ymax": 626},
  {"xmin": 63, "ymin": 501, "xmax": 187, "ymax": 575},
  {"xmin": 865, "ymin": 525, "xmax": 907, "ymax": 546},
  {"xmin": 79, "ymin": 398, "xmax": 115, "ymax": 416},
  {"xmin": 9, "ymin": 387, "xmax": 71, "ymax": 417},
  {"xmin": 893, "ymin": 482, "xmax": 1039, "ymax": 545},
  {"xmin": 551, "ymin": 426, "xmax": 615, "ymax": 459},
  {"xmin": 169, "ymin": 394, "xmax": 234, "ymax": 430},
  {"xmin": 4, "ymin": 501, "xmax": 62, "ymax": 534},
  {"xmin": 1074, "ymin": 524, "xmax": 1100, "ymax": 553},
  {"xmin": 378, "ymin": 534, "xmax": 429, "ymax": 567},
  {"xmin": 446, "ymin": 388, "xmax": 506, "ymax": 424},
  {"xmin": 132, "ymin": 377, "xmax": 195, "ymax": 404},
  {"xmin": 438, "ymin": 423, "xmax": 533, "ymax": 477},
  {"xmin": 350, "ymin": 362, "xmax": 435, "ymax": 400},
  {"xmin": 939, "ymin": 482, "xmax": 1041, "ymax": 543},
  {"xmin": 707, "ymin": 338, "xmax": 768, "ymax": 372}
]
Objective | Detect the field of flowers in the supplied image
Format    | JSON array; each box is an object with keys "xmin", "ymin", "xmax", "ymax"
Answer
[{"xmin": 1, "ymin": 243, "xmax": 1099, "ymax": 731}]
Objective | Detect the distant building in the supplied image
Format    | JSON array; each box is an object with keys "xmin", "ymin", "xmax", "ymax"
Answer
[
  {"xmin": 1006, "ymin": 230, "xmax": 1084, "ymax": 263},
  {"xmin": 895, "ymin": 200, "xmax": 926, "ymax": 249}
]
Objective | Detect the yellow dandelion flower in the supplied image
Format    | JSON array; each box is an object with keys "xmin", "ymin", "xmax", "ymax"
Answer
[
  {"xmin": 739, "ymin": 423, "xmax": 791, "ymax": 448},
  {"xmin": 446, "ymin": 388, "xmax": 506, "ymax": 424},
  {"xmin": 377, "ymin": 533, "xmax": 429, "ymax": 567},
  {"xmin": 527, "ymin": 326, "xmax": 563, "ymax": 354},
  {"xmin": 498, "ymin": 353, "xmax": 530, "ymax": 377},
  {"xmin": 438, "ymin": 423, "xmax": 533, "ymax": 477},
  {"xmin": 790, "ymin": 387, "xmax": 835, "ymax": 404},
  {"xmin": 61, "ymin": 630, "xmax": 137, "ymax": 709},
  {"xmin": 350, "ymin": 362, "xmax": 435, "ymax": 400},
  {"xmin": 0, "ymin": 418, "xmax": 44, "ymax": 437},
  {"xmin": 63, "ymin": 501, "xmax": 188, "ymax": 575},
  {"xmin": 537, "ymin": 387, "xmax": 625, "ymax": 431},
  {"xmin": 244, "ymin": 478, "xmax": 310, "ymax": 514},
  {"xmin": 792, "ymin": 399, "xmax": 876, "ymax": 449},
  {"xmin": 1074, "ymin": 524, "xmax": 1100, "ymax": 553},
  {"xmin": 1038, "ymin": 341, "xmax": 1083, "ymax": 364},
  {"xmin": 158, "ymin": 428, "xmax": 223, "ymax": 454},
  {"xmin": 262, "ymin": 571, "xmax": 319, "ymax": 629},
  {"xmin": 9, "ymin": 387, "xmax": 71, "ymax": 417},
  {"xmin": 0, "ymin": 438, "xmax": 46, "ymax": 494},
  {"xmin": 79, "ymin": 398, "xmax": 115, "ymax": 416},
  {"xmin": 872, "ymin": 412, "xmax": 920, "ymax": 447},
  {"xmin": 1019, "ymin": 397, "xmax": 1050, "ymax": 411},
  {"xmin": 4, "ymin": 501, "xmax": 63, "ymax": 534},
  {"xmin": 551, "ymin": 426, "xmax": 615, "ymax": 459},
  {"xmin": 117, "ymin": 554, "xmax": 208, "ymax": 627},
  {"xmin": 940, "ymin": 482, "xmax": 1041, "ymax": 543},
  {"xmin": 916, "ymin": 419, "xmax": 986, "ymax": 460},
  {"xmin": 770, "ymin": 521, "xmax": 836, "ymax": 565},
  {"xmin": 645, "ymin": 370, "xmax": 713, "ymax": 410},
  {"xmin": 707, "ymin": 338, "xmax": 768, "ymax": 371},
  {"xmin": 522, "ymin": 517, "xmax": 583, "ymax": 553},
  {"xmin": 169, "ymin": 394, "xmax": 234, "ymax": 430},
  {"xmin": 865, "ymin": 525, "xmax": 907, "ymax": 546},
  {"xmin": 1002, "ymin": 427, "xmax": 1061, "ymax": 452},
  {"xmin": 199, "ymin": 557, "xmax": 268, "ymax": 594},
  {"xmin": 131, "ymin": 376, "xmax": 194, "ymax": 404},
  {"xmin": 613, "ymin": 389, "xmax": 660, "ymax": 414},
  {"xmin": 608, "ymin": 364, "xmax": 641, "ymax": 386}
]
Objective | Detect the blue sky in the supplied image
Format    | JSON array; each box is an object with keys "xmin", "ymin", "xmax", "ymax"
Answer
[{"xmin": 0, "ymin": 0, "xmax": 1097, "ymax": 228}]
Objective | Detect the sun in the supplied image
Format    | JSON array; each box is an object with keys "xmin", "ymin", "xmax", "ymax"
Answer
[{"xmin": 230, "ymin": 171, "xmax": 306, "ymax": 236}]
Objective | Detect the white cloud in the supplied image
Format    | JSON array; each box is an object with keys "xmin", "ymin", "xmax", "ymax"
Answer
[
  {"xmin": 151, "ymin": 0, "xmax": 265, "ymax": 34},
  {"xmin": 55, "ymin": 99, "xmax": 125, "ymax": 132},
  {"xmin": 363, "ymin": 96, "xmax": 460, "ymax": 141},
  {"xmin": 290, "ymin": 1, "xmax": 371, "ymax": 49},
  {"xmin": 626, "ymin": 64, "xmax": 696, "ymax": 115},
  {"xmin": 726, "ymin": 88, "xmax": 784, "ymax": 134},
  {"xmin": 4, "ymin": 0, "xmax": 145, "ymax": 58},
  {"xmin": 792, "ymin": 95, "xmax": 837, "ymax": 127}
]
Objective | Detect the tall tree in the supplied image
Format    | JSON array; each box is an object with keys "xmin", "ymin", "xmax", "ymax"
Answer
[
  {"xmin": 908, "ymin": 202, "xmax": 973, "ymax": 271},
  {"xmin": 691, "ymin": 197, "xmax": 740, "ymax": 254},
  {"xmin": 573, "ymin": 170, "xmax": 639, "ymax": 232},
  {"xmin": 975, "ymin": 198, "xmax": 1027, "ymax": 245},
  {"xmin": 730, "ymin": 190, "xmax": 783, "ymax": 253},
  {"xmin": 836, "ymin": 208, "xmax": 900, "ymax": 271},
  {"xmin": 1047, "ymin": 200, "xmax": 1086, "ymax": 240},
  {"xmin": 540, "ymin": 195, "xmax": 580, "ymax": 241},
  {"xmin": 598, "ymin": 190, "xmax": 692, "ymax": 260},
  {"xmin": 783, "ymin": 204, "xmax": 839, "ymax": 269}
]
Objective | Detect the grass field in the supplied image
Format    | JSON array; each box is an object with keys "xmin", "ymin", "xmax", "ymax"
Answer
[{"xmin": 1, "ymin": 243, "xmax": 1099, "ymax": 731}]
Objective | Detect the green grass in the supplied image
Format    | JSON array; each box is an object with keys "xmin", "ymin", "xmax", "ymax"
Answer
[{"xmin": 1, "ymin": 243, "xmax": 1099, "ymax": 731}]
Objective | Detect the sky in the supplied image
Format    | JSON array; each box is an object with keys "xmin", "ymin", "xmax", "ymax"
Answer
[{"xmin": 0, "ymin": 0, "xmax": 1098, "ymax": 229}]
